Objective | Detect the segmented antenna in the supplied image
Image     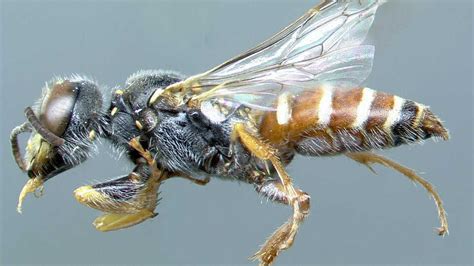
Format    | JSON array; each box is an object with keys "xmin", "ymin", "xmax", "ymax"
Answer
[
  {"xmin": 24, "ymin": 107, "xmax": 65, "ymax": 146},
  {"xmin": 10, "ymin": 122, "xmax": 31, "ymax": 171}
]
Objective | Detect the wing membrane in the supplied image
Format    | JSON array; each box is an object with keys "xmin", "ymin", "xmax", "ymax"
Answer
[{"xmin": 168, "ymin": 0, "xmax": 384, "ymax": 111}]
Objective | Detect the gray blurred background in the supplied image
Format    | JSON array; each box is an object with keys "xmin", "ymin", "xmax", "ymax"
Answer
[{"xmin": 1, "ymin": 0, "xmax": 472, "ymax": 265}]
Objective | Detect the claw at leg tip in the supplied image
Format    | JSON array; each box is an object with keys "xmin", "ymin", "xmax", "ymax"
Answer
[{"xmin": 437, "ymin": 227, "xmax": 448, "ymax": 236}]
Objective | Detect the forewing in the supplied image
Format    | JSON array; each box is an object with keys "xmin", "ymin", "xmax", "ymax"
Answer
[{"xmin": 169, "ymin": 0, "xmax": 384, "ymax": 111}]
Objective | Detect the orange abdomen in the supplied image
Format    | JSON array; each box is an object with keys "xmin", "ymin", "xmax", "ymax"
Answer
[{"xmin": 259, "ymin": 87, "xmax": 448, "ymax": 156}]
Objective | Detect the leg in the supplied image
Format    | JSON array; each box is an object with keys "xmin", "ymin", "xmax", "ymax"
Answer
[
  {"xmin": 172, "ymin": 173, "xmax": 210, "ymax": 186},
  {"xmin": 136, "ymin": 139, "xmax": 211, "ymax": 185},
  {"xmin": 92, "ymin": 211, "xmax": 157, "ymax": 232},
  {"xmin": 17, "ymin": 176, "xmax": 43, "ymax": 214},
  {"xmin": 232, "ymin": 123, "xmax": 297, "ymax": 197},
  {"xmin": 74, "ymin": 157, "xmax": 163, "ymax": 231},
  {"xmin": 252, "ymin": 180, "xmax": 311, "ymax": 266},
  {"xmin": 346, "ymin": 151, "xmax": 448, "ymax": 236},
  {"xmin": 74, "ymin": 137, "xmax": 166, "ymax": 232},
  {"xmin": 232, "ymin": 123, "xmax": 309, "ymax": 265},
  {"xmin": 129, "ymin": 138, "xmax": 211, "ymax": 186},
  {"xmin": 74, "ymin": 136, "xmax": 209, "ymax": 231}
]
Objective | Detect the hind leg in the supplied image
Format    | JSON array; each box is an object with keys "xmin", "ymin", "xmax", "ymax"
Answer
[
  {"xmin": 346, "ymin": 151, "xmax": 448, "ymax": 236},
  {"xmin": 252, "ymin": 180, "xmax": 311, "ymax": 266}
]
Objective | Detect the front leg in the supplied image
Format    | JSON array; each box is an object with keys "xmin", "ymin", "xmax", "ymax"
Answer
[
  {"xmin": 74, "ymin": 138, "xmax": 209, "ymax": 232},
  {"xmin": 74, "ymin": 138, "xmax": 165, "ymax": 232},
  {"xmin": 232, "ymin": 123, "xmax": 310, "ymax": 266},
  {"xmin": 74, "ymin": 156, "xmax": 164, "ymax": 232}
]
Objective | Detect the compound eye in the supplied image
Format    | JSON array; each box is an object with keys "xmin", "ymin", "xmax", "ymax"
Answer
[{"xmin": 39, "ymin": 80, "xmax": 78, "ymax": 136}]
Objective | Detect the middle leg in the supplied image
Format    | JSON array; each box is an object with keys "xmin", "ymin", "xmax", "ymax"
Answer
[{"xmin": 232, "ymin": 123, "xmax": 310, "ymax": 266}]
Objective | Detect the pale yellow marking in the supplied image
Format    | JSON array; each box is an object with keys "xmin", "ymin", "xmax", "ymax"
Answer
[
  {"xmin": 352, "ymin": 88, "xmax": 376, "ymax": 128},
  {"xmin": 111, "ymin": 107, "xmax": 118, "ymax": 116},
  {"xmin": 25, "ymin": 133, "xmax": 52, "ymax": 173},
  {"xmin": 93, "ymin": 210, "xmax": 156, "ymax": 232},
  {"xmin": 74, "ymin": 185, "xmax": 107, "ymax": 205},
  {"xmin": 190, "ymin": 81, "xmax": 231, "ymax": 102},
  {"xmin": 135, "ymin": 120, "xmax": 143, "ymax": 130},
  {"xmin": 149, "ymin": 88, "xmax": 164, "ymax": 105},
  {"xmin": 220, "ymin": 106, "xmax": 229, "ymax": 116},
  {"xmin": 17, "ymin": 177, "xmax": 44, "ymax": 213},
  {"xmin": 317, "ymin": 85, "xmax": 333, "ymax": 127},
  {"xmin": 115, "ymin": 90, "xmax": 124, "ymax": 95},
  {"xmin": 413, "ymin": 103, "xmax": 426, "ymax": 127},
  {"xmin": 88, "ymin": 130, "xmax": 96, "ymax": 141},
  {"xmin": 277, "ymin": 92, "xmax": 293, "ymax": 125},
  {"xmin": 74, "ymin": 173, "xmax": 160, "ymax": 215},
  {"xmin": 383, "ymin": 96, "xmax": 405, "ymax": 131},
  {"xmin": 130, "ymin": 172, "xmax": 141, "ymax": 182}
]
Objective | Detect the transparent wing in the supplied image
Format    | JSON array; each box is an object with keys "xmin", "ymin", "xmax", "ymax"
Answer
[{"xmin": 166, "ymin": 0, "xmax": 384, "ymax": 111}]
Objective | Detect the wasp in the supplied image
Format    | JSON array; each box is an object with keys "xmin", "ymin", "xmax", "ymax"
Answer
[{"xmin": 10, "ymin": 1, "xmax": 449, "ymax": 265}]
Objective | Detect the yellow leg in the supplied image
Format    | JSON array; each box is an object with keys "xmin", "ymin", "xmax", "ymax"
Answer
[
  {"xmin": 93, "ymin": 210, "xmax": 157, "ymax": 232},
  {"xmin": 232, "ymin": 123, "xmax": 297, "ymax": 196},
  {"xmin": 75, "ymin": 137, "xmax": 210, "ymax": 232},
  {"xmin": 17, "ymin": 177, "xmax": 43, "ymax": 214},
  {"xmin": 75, "ymin": 137, "xmax": 166, "ymax": 232},
  {"xmin": 73, "ymin": 171, "xmax": 160, "ymax": 215},
  {"xmin": 232, "ymin": 123, "xmax": 309, "ymax": 266},
  {"xmin": 85, "ymin": 175, "xmax": 208, "ymax": 232},
  {"xmin": 252, "ymin": 182, "xmax": 310, "ymax": 266},
  {"xmin": 347, "ymin": 151, "xmax": 448, "ymax": 236}
]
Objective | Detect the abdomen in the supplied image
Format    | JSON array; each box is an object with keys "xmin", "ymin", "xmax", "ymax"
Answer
[{"xmin": 259, "ymin": 87, "xmax": 449, "ymax": 156}]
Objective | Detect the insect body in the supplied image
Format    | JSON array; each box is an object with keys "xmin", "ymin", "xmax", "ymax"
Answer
[{"xmin": 10, "ymin": 1, "xmax": 449, "ymax": 265}]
